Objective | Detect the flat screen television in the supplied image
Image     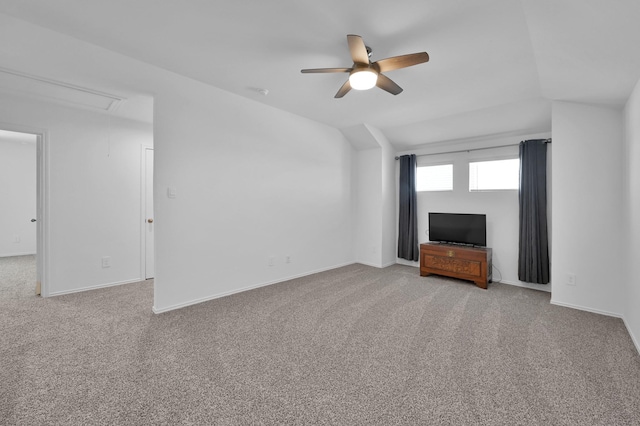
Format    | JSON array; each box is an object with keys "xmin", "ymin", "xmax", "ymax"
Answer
[{"xmin": 428, "ymin": 212, "xmax": 486, "ymax": 247}]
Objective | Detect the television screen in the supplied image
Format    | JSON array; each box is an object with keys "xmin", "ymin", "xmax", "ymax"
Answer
[{"xmin": 428, "ymin": 213, "xmax": 486, "ymax": 247}]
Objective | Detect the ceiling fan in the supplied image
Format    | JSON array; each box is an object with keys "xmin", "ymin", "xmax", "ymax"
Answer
[{"xmin": 301, "ymin": 34, "xmax": 429, "ymax": 98}]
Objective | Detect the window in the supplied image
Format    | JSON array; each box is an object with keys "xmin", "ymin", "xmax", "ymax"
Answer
[
  {"xmin": 417, "ymin": 164, "xmax": 453, "ymax": 192},
  {"xmin": 469, "ymin": 158, "xmax": 519, "ymax": 191}
]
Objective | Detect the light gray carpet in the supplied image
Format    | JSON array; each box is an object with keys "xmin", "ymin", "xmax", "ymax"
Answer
[{"xmin": 1, "ymin": 256, "xmax": 639, "ymax": 425}]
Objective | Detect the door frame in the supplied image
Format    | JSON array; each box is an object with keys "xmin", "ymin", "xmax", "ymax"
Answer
[
  {"xmin": 0, "ymin": 122, "xmax": 49, "ymax": 296},
  {"xmin": 140, "ymin": 145, "xmax": 154, "ymax": 280}
]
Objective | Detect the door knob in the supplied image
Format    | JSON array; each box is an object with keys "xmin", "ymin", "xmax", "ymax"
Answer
[
  {"xmin": 147, "ymin": 219, "xmax": 153, "ymax": 223},
  {"xmin": 31, "ymin": 219, "xmax": 36, "ymax": 222}
]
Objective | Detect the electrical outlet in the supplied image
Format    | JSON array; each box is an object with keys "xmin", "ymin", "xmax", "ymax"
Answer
[
  {"xmin": 285, "ymin": 255, "xmax": 291, "ymax": 264},
  {"xmin": 566, "ymin": 273, "xmax": 576, "ymax": 286},
  {"xmin": 102, "ymin": 256, "xmax": 111, "ymax": 268},
  {"xmin": 13, "ymin": 236, "xmax": 20, "ymax": 243},
  {"xmin": 268, "ymin": 256, "xmax": 275, "ymax": 267}
]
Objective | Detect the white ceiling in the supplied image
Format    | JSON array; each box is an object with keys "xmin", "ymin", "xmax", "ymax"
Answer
[{"xmin": 0, "ymin": 0, "xmax": 639, "ymax": 150}]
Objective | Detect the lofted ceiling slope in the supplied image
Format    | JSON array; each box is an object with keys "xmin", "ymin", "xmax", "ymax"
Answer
[{"xmin": 0, "ymin": 0, "xmax": 639, "ymax": 149}]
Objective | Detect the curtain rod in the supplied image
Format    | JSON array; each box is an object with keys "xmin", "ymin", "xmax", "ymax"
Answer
[{"xmin": 394, "ymin": 138, "xmax": 551, "ymax": 160}]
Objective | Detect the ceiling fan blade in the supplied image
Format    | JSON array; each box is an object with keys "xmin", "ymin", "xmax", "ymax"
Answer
[
  {"xmin": 334, "ymin": 80, "xmax": 352, "ymax": 98},
  {"xmin": 375, "ymin": 52, "xmax": 429, "ymax": 73},
  {"xmin": 376, "ymin": 74, "xmax": 403, "ymax": 95},
  {"xmin": 347, "ymin": 34, "xmax": 370, "ymax": 64},
  {"xmin": 301, "ymin": 67, "xmax": 351, "ymax": 73}
]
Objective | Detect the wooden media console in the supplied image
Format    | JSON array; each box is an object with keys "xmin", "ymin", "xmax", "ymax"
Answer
[{"xmin": 420, "ymin": 243, "xmax": 492, "ymax": 289}]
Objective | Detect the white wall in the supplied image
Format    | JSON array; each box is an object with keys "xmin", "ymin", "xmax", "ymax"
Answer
[
  {"xmin": 0, "ymin": 93, "xmax": 153, "ymax": 295},
  {"xmin": 348, "ymin": 124, "xmax": 396, "ymax": 268},
  {"xmin": 373, "ymin": 127, "xmax": 398, "ymax": 268},
  {"xmin": 623, "ymin": 78, "xmax": 640, "ymax": 351},
  {"xmin": 395, "ymin": 133, "xmax": 551, "ymax": 291},
  {"xmin": 354, "ymin": 148, "xmax": 383, "ymax": 267},
  {"xmin": 152, "ymin": 78, "xmax": 354, "ymax": 312},
  {"xmin": 0, "ymin": 136, "xmax": 37, "ymax": 256},
  {"xmin": 551, "ymin": 101, "xmax": 623, "ymax": 316}
]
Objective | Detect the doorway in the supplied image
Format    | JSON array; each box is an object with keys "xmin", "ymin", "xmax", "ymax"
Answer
[{"xmin": 0, "ymin": 128, "xmax": 44, "ymax": 296}]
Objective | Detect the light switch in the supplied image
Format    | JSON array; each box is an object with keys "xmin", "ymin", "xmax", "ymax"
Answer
[{"xmin": 167, "ymin": 186, "xmax": 177, "ymax": 198}]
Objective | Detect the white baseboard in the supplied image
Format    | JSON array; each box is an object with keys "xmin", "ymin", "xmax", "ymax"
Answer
[
  {"xmin": 356, "ymin": 261, "xmax": 379, "ymax": 268},
  {"xmin": 395, "ymin": 258, "xmax": 419, "ymax": 267},
  {"xmin": 549, "ymin": 301, "xmax": 639, "ymax": 356},
  {"xmin": 498, "ymin": 279, "xmax": 551, "ymax": 293},
  {"xmin": 0, "ymin": 252, "xmax": 36, "ymax": 258},
  {"xmin": 622, "ymin": 316, "xmax": 640, "ymax": 355},
  {"xmin": 550, "ymin": 299, "xmax": 623, "ymax": 319},
  {"xmin": 48, "ymin": 278, "xmax": 144, "ymax": 297},
  {"xmin": 152, "ymin": 261, "xmax": 357, "ymax": 314},
  {"xmin": 356, "ymin": 260, "xmax": 397, "ymax": 268},
  {"xmin": 391, "ymin": 261, "xmax": 551, "ymax": 293}
]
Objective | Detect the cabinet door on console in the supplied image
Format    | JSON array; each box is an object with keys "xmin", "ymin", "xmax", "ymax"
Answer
[{"xmin": 423, "ymin": 255, "xmax": 481, "ymax": 277}]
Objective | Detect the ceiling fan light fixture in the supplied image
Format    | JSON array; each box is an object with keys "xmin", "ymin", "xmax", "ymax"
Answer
[{"xmin": 349, "ymin": 69, "xmax": 378, "ymax": 90}]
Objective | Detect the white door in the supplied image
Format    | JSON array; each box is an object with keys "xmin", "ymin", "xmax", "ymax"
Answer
[{"xmin": 144, "ymin": 148, "xmax": 154, "ymax": 279}]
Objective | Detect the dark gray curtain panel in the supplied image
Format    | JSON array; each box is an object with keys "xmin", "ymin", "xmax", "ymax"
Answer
[
  {"xmin": 518, "ymin": 140, "xmax": 549, "ymax": 284},
  {"xmin": 398, "ymin": 154, "xmax": 419, "ymax": 261}
]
